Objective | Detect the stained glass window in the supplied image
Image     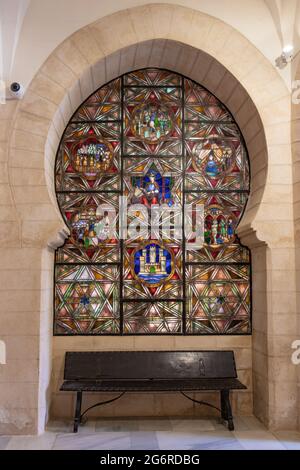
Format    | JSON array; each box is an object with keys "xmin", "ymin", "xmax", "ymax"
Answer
[{"xmin": 54, "ymin": 68, "xmax": 251, "ymax": 335}]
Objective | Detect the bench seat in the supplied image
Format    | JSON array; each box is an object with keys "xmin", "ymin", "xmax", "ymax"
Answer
[{"xmin": 61, "ymin": 377, "xmax": 246, "ymax": 392}]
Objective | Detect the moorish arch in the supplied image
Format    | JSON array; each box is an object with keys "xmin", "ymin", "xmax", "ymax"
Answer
[{"xmin": 4, "ymin": 4, "xmax": 297, "ymax": 433}]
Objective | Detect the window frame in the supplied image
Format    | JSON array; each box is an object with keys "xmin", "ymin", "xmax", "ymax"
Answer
[{"xmin": 53, "ymin": 68, "xmax": 252, "ymax": 336}]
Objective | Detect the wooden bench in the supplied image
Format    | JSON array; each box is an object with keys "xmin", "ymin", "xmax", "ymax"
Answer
[{"xmin": 60, "ymin": 350, "xmax": 246, "ymax": 432}]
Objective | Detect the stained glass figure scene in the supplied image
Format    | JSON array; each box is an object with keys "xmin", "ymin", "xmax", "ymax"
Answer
[{"xmin": 54, "ymin": 68, "xmax": 251, "ymax": 335}]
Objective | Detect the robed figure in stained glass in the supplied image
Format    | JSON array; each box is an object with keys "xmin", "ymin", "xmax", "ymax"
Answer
[{"xmin": 139, "ymin": 171, "xmax": 160, "ymax": 207}]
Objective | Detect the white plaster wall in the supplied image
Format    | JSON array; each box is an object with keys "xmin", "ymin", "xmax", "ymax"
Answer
[{"xmin": 8, "ymin": 0, "xmax": 292, "ymax": 88}]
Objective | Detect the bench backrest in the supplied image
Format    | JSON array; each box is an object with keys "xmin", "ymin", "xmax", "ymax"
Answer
[{"xmin": 64, "ymin": 351, "xmax": 237, "ymax": 380}]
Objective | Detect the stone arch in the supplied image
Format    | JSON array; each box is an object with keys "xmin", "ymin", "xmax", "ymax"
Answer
[
  {"xmin": 3, "ymin": 4, "xmax": 297, "ymax": 432},
  {"xmin": 10, "ymin": 5, "xmax": 293, "ymax": 249},
  {"xmin": 45, "ymin": 41, "xmax": 268, "ymax": 245}
]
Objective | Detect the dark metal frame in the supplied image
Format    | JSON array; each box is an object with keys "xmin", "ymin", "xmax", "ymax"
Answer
[
  {"xmin": 53, "ymin": 67, "xmax": 252, "ymax": 336},
  {"xmin": 73, "ymin": 389, "xmax": 234, "ymax": 433}
]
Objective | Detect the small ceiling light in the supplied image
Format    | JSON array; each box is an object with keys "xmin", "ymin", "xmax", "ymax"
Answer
[
  {"xmin": 283, "ymin": 44, "xmax": 294, "ymax": 54},
  {"xmin": 275, "ymin": 45, "xmax": 294, "ymax": 69}
]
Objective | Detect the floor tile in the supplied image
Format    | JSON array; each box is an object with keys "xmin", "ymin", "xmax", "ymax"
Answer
[
  {"xmin": 2, "ymin": 417, "xmax": 297, "ymax": 450},
  {"xmin": 192, "ymin": 439, "xmax": 244, "ymax": 450},
  {"xmin": 5, "ymin": 432, "xmax": 57, "ymax": 450},
  {"xmin": 273, "ymin": 431, "xmax": 300, "ymax": 450},
  {"xmin": 53, "ymin": 432, "xmax": 131, "ymax": 450},
  {"xmin": 157, "ymin": 431, "xmax": 239, "ymax": 450},
  {"xmin": 170, "ymin": 418, "xmax": 216, "ymax": 433},
  {"xmin": 130, "ymin": 431, "xmax": 159, "ymax": 450},
  {"xmin": 0, "ymin": 436, "xmax": 11, "ymax": 450},
  {"xmin": 212, "ymin": 415, "xmax": 267, "ymax": 432},
  {"xmin": 233, "ymin": 430, "xmax": 286, "ymax": 450}
]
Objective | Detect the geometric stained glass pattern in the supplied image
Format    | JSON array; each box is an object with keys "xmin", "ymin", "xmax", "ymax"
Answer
[
  {"xmin": 71, "ymin": 78, "xmax": 121, "ymax": 123},
  {"xmin": 54, "ymin": 264, "xmax": 120, "ymax": 334},
  {"xmin": 54, "ymin": 68, "xmax": 251, "ymax": 335},
  {"xmin": 123, "ymin": 301, "xmax": 183, "ymax": 334},
  {"xmin": 186, "ymin": 264, "xmax": 250, "ymax": 334}
]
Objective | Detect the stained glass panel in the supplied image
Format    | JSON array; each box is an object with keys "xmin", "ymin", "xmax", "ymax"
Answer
[
  {"xmin": 185, "ymin": 138, "xmax": 249, "ymax": 191},
  {"xmin": 123, "ymin": 85, "xmax": 182, "ymax": 156},
  {"xmin": 123, "ymin": 240, "xmax": 183, "ymax": 299},
  {"xmin": 124, "ymin": 69, "xmax": 181, "ymax": 86},
  {"xmin": 186, "ymin": 264, "xmax": 250, "ymax": 334},
  {"xmin": 56, "ymin": 192, "xmax": 119, "ymax": 264},
  {"xmin": 71, "ymin": 78, "xmax": 121, "ymax": 122},
  {"xmin": 54, "ymin": 68, "xmax": 251, "ymax": 335},
  {"xmin": 55, "ymin": 264, "xmax": 120, "ymax": 334},
  {"xmin": 187, "ymin": 240, "xmax": 250, "ymax": 264},
  {"xmin": 185, "ymin": 192, "xmax": 248, "ymax": 242},
  {"xmin": 55, "ymin": 122, "xmax": 121, "ymax": 192},
  {"xmin": 123, "ymin": 301, "xmax": 183, "ymax": 334}
]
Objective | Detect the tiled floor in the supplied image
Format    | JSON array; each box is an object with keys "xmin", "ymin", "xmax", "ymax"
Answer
[{"xmin": 1, "ymin": 416, "xmax": 300, "ymax": 450}]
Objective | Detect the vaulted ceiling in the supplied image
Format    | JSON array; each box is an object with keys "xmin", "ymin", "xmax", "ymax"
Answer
[{"xmin": 0, "ymin": 0, "xmax": 299, "ymax": 88}]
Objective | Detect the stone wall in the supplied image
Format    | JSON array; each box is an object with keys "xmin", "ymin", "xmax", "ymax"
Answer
[{"xmin": 292, "ymin": 53, "xmax": 300, "ymax": 431}]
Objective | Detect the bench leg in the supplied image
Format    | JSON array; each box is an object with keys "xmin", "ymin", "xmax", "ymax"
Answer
[
  {"xmin": 220, "ymin": 390, "xmax": 234, "ymax": 431},
  {"xmin": 220, "ymin": 390, "xmax": 227, "ymax": 421},
  {"xmin": 74, "ymin": 391, "xmax": 82, "ymax": 433}
]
